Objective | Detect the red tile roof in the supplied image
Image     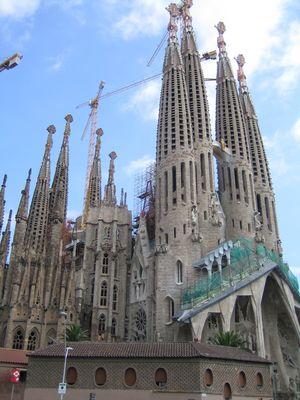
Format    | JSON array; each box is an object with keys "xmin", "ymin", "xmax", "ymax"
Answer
[
  {"xmin": 29, "ymin": 342, "xmax": 271, "ymax": 364},
  {"xmin": 0, "ymin": 348, "xmax": 29, "ymax": 366}
]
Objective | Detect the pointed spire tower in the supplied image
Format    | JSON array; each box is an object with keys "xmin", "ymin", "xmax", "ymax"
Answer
[
  {"xmin": 24, "ymin": 125, "xmax": 55, "ymax": 256},
  {"xmin": 236, "ymin": 55, "xmax": 280, "ymax": 252},
  {"xmin": 0, "ymin": 210, "xmax": 12, "ymax": 300},
  {"xmin": 155, "ymin": 3, "xmax": 200, "ymax": 341},
  {"xmin": 1, "ymin": 170, "xmax": 31, "ymax": 306},
  {"xmin": 83, "ymin": 128, "xmax": 103, "ymax": 221},
  {"xmin": 103, "ymin": 151, "xmax": 117, "ymax": 206},
  {"xmin": 181, "ymin": 1, "xmax": 225, "ymax": 251},
  {"xmin": 49, "ymin": 114, "xmax": 73, "ymax": 224},
  {"xmin": 215, "ymin": 22, "xmax": 255, "ymax": 240},
  {"xmin": 0, "ymin": 175, "xmax": 7, "ymax": 235}
]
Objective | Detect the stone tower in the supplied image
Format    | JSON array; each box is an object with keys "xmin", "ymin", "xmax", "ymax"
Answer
[
  {"xmin": 80, "ymin": 133, "xmax": 132, "ymax": 343},
  {"xmin": 0, "ymin": 175, "xmax": 7, "ymax": 235},
  {"xmin": 0, "ymin": 210, "xmax": 12, "ymax": 299},
  {"xmin": 181, "ymin": 0, "xmax": 225, "ymax": 253},
  {"xmin": 236, "ymin": 55, "xmax": 281, "ymax": 253},
  {"xmin": 215, "ymin": 22, "xmax": 255, "ymax": 241},
  {"xmin": 155, "ymin": 3, "xmax": 201, "ymax": 341}
]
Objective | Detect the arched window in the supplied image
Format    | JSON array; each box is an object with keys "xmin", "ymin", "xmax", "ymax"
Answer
[
  {"xmin": 256, "ymin": 372, "xmax": 263, "ymax": 389},
  {"xmin": 27, "ymin": 329, "xmax": 39, "ymax": 351},
  {"xmin": 95, "ymin": 368, "xmax": 107, "ymax": 386},
  {"xmin": 204, "ymin": 369, "xmax": 213, "ymax": 387},
  {"xmin": 98, "ymin": 314, "xmax": 106, "ymax": 334},
  {"xmin": 114, "ymin": 258, "xmax": 118, "ymax": 278},
  {"xmin": 166, "ymin": 297, "xmax": 174, "ymax": 323},
  {"xmin": 100, "ymin": 281, "xmax": 107, "ymax": 306},
  {"xmin": 212, "ymin": 260, "xmax": 219, "ymax": 273},
  {"xmin": 46, "ymin": 329, "xmax": 56, "ymax": 346},
  {"xmin": 104, "ymin": 226, "xmax": 111, "ymax": 239},
  {"xmin": 112, "ymin": 285, "xmax": 118, "ymax": 311},
  {"xmin": 111, "ymin": 318, "xmax": 117, "ymax": 336},
  {"xmin": 221, "ymin": 255, "xmax": 228, "ymax": 269},
  {"xmin": 90, "ymin": 277, "xmax": 95, "ymax": 304},
  {"xmin": 155, "ymin": 368, "xmax": 167, "ymax": 388},
  {"xmin": 66, "ymin": 367, "xmax": 77, "ymax": 385},
  {"xmin": 124, "ymin": 368, "xmax": 136, "ymax": 386},
  {"xmin": 176, "ymin": 260, "xmax": 183, "ymax": 284},
  {"xmin": 238, "ymin": 371, "xmax": 246, "ymax": 388},
  {"xmin": 102, "ymin": 254, "xmax": 109, "ymax": 274},
  {"xmin": 12, "ymin": 328, "xmax": 24, "ymax": 350},
  {"xmin": 224, "ymin": 383, "xmax": 232, "ymax": 399}
]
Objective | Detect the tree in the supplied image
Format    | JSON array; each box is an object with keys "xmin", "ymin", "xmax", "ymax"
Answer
[
  {"xmin": 66, "ymin": 324, "xmax": 89, "ymax": 342},
  {"xmin": 211, "ymin": 331, "xmax": 245, "ymax": 348}
]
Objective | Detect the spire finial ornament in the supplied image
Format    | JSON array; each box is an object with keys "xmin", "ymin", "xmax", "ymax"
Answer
[
  {"xmin": 46, "ymin": 124, "xmax": 56, "ymax": 151},
  {"xmin": 108, "ymin": 151, "xmax": 117, "ymax": 185},
  {"xmin": 64, "ymin": 114, "xmax": 73, "ymax": 137},
  {"xmin": 235, "ymin": 54, "xmax": 248, "ymax": 91},
  {"xmin": 181, "ymin": 0, "xmax": 193, "ymax": 30},
  {"xmin": 166, "ymin": 3, "xmax": 181, "ymax": 41},
  {"xmin": 215, "ymin": 21, "xmax": 227, "ymax": 55}
]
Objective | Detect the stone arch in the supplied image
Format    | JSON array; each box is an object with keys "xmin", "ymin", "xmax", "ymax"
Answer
[
  {"xmin": 261, "ymin": 275, "xmax": 300, "ymax": 394},
  {"xmin": 12, "ymin": 326, "xmax": 25, "ymax": 350},
  {"xmin": 46, "ymin": 329, "xmax": 56, "ymax": 345},
  {"xmin": 212, "ymin": 260, "xmax": 219, "ymax": 273},
  {"xmin": 230, "ymin": 296, "xmax": 257, "ymax": 353},
  {"xmin": 221, "ymin": 254, "xmax": 228, "ymax": 268},
  {"xmin": 201, "ymin": 312, "xmax": 223, "ymax": 344},
  {"xmin": 27, "ymin": 328, "xmax": 40, "ymax": 351}
]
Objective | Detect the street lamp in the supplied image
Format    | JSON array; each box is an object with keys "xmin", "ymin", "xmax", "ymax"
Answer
[
  {"xmin": 59, "ymin": 346, "xmax": 73, "ymax": 400},
  {"xmin": 0, "ymin": 53, "xmax": 23, "ymax": 72}
]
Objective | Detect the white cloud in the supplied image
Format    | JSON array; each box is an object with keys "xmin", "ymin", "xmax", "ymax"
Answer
[
  {"xmin": 291, "ymin": 118, "xmax": 300, "ymax": 142},
  {"xmin": 0, "ymin": 0, "xmax": 41, "ymax": 19},
  {"xmin": 48, "ymin": 50, "xmax": 71, "ymax": 72},
  {"xmin": 125, "ymin": 79, "xmax": 161, "ymax": 121},
  {"xmin": 290, "ymin": 266, "xmax": 300, "ymax": 277},
  {"xmin": 125, "ymin": 155, "xmax": 155, "ymax": 175}
]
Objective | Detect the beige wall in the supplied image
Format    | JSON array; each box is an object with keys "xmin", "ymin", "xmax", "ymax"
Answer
[{"xmin": 25, "ymin": 388, "xmax": 272, "ymax": 400}]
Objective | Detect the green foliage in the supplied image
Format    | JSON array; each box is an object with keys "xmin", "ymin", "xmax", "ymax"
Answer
[
  {"xmin": 66, "ymin": 324, "xmax": 89, "ymax": 342},
  {"xmin": 211, "ymin": 331, "xmax": 245, "ymax": 348}
]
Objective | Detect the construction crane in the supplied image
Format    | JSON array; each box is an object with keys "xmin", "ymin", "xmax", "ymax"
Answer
[
  {"xmin": 0, "ymin": 53, "xmax": 23, "ymax": 73},
  {"xmin": 76, "ymin": 81, "xmax": 105, "ymax": 223}
]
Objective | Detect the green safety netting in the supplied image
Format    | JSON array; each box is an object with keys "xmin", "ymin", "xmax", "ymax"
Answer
[{"xmin": 182, "ymin": 237, "xmax": 299, "ymax": 309}]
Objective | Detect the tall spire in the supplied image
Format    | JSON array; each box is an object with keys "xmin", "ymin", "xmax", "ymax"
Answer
[
  {"xmin": 215, "ymin": 22, "xmax": 255, "ymax": 241},
  {"xmin": 0, "ymin": 210, "xmax": 12, "ymax": 300},
  {"xmin": 181, "ymin": 4, "xmax": 225, "ymax": 251},
  {"xmin": 0, "ymin": 210, "xmax": 12, "ymax": 268},
  {"xmin": 236, "ymin": 55, "xmax": 280, "ymax": 251},
  {"xmin": 103, "ymin": 151, "xmax": 117, "ymax": 206},
  {"xmin": 16, "ymin": 169, "xmax": 31, "ymax": 224},
  {"xmin": 24, "ymin": 125, "xmax": 55, "ymax": 254},
  {"xmin": 49, "ymin": 114, "xmax": 73, "ymax": 224},
  {"xmin": 83, "ymin": 128, "xmax": 103, "ymax": 220},
  {"xmin": 0, "ymin": 175, "xmax": 7, "ymax": 234}
]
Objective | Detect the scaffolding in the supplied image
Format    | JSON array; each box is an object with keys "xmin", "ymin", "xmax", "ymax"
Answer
[{"xmin": 133, "ymin": 163, "xmax": 156, "ymax": 240}]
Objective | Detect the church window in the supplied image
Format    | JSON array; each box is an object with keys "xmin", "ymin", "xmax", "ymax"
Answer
[
  {"xmin": 95, "ymin": 368, "xmax": 107, "ymax": 386},
  {"xmin": 265, "ymin": 197, "xmax": 272, "ymax": 231},
  {"xmin": 208, "ymin": 152, "xmax": 213, "ymax": 191},
  {"xmin": 181, "ymin": 162, "xmax": 186, "ymax": 202},
  {"xmin": 190, "ymin": 161, "xmax": 195, "ymax": 202},
  {"xmin": 98, "ymin": 314, "xmax": 106, "ymax": 334},
  {"xmin": 173, "ymin": 227, "xmax": 176, "ymax": 238},
  {"xmin": 204, "ymin": 211, "xmax": 207, "ymax": 220},
  {"xmin": 165, "ymin": 233, "xmax": 168, "ymax": 244},
  {"xmin": 112, "ymin": 285, "xmax": 118, "ymax": 311},
  {"xmin": 100, "ymin": 281, "xmax": 108, "ymax": 306},
  {"xmin": 176, "ymin": 260, "xmax": 183, "ymax": 284},
  {"xmin": 204, "ymin": 369, "xmax": 213, "ymax": 387},
  {"xmin": 238, "ymin": 371, "xmax": 246, "ymax": 388},
  {"xmin": 166, "ymin": 297, "xmax": 174, "ymax": 323},
  {"xmin": 12, "ymin": 328, "xmax": 24, "ymax": 350},
  {"xmin": 27, "ymin": 329, "xmax": 39, "ymax": 351},
  {"xmin": 46, "ymin": 329, "xmax": 56, "ymax": 346},
  {"xmin": 224, "ymin": 382, "xmax": 232, "ymax": 399},
  {"xmin": 155, "ymin": 368, "xmax": 167, "ymax": 388},
  {"xmin": 124, "ymin": 368, "xmax": 137, "ymax": 386},
  {"xmin": 102, "ymin": 253, "xmax": 109, "ymax": 274},
  {"xmin": 242, "ymin": 170, "xmax": 248, "ymax": 204},
  {"xmin": 90, "ymin": 277, "xmax": 95, "ymax": 304},
  {"xmin": 66, "ymin": 367, "xmax": 77, "ymax": 385},
  {"xmin": 183, "ymin": 224, "xmax": 186, "ymax": 234},
  {"xmin": 200, "ymin": 154, "xmax": 206, "ymax": 190},
  {"xmin": 111, "ymin": 318, "xmax": 117, "ymax": 336},
  {"xmin": 164, "ymin": 171, "xmax": 168, "ymax": 212},
  {"xmin": 256, "ymin": 372, "xmax": 263, "ymax": 389},
  {"xmin": 114, "ymin": 258, "xmax": 118, "ymax": 278},
  {"xmin": 240, "ymin": 220, "xmax": 243, "ymax": 230}
]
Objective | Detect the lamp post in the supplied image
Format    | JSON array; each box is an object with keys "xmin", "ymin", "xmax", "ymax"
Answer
[
  {"xmin": 58, "ymin": 310, "xmax": 72, "ymax": 399},
  {"xmin": 0, "ymin": 53, "xmax": 23, "ymax": 72},
  {"xmin": 60, "ymin": 346, "xmax": 73, "ymax": 400}
]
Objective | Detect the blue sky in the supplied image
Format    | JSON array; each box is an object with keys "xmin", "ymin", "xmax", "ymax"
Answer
[{"xmin": 0, "ymin": 0, "xmax": 300, "ymax": 281}]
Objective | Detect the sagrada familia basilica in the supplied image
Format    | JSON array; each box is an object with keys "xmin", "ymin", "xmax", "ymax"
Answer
[{"xmin": 0, "ymin": 1, "xmax": 299, "ymax": 398}]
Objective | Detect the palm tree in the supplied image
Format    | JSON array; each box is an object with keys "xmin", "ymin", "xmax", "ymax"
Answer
[
  {"xmin": 66, "ymin": 324, "xmax": 89, "ymax": 342},
  {"xmin": 211, "ymin": 331, "xmax": 245, "ymax": 348}
]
